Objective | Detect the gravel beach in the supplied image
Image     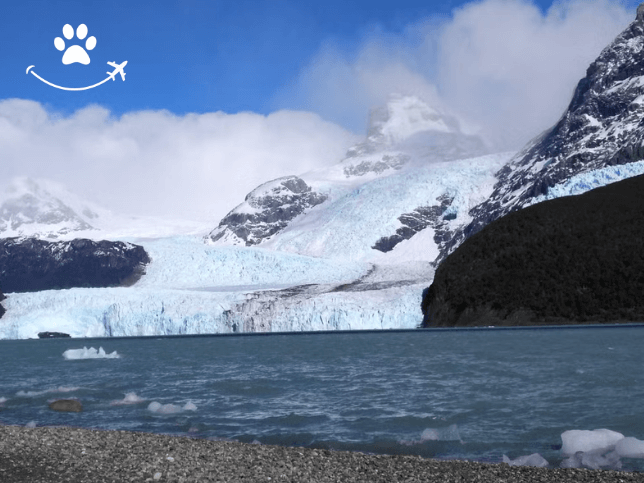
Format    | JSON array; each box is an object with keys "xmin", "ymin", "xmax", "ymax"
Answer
[{"xmin": 1, "ymin": 426, "xmax": 643, "ymax": 482}]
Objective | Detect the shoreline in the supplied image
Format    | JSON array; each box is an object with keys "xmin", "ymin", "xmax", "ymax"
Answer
[
  {"xmin": 3, "ymin": 321, "xmax": 644, "ymax": 343},
  {"xmin": 1, "ymin": 426, "xmax": 643, "ymax": 482}
]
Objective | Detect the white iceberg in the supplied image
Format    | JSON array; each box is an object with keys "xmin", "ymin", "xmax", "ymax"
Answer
[{"xmin": 63, "ymin": 346, "xmax": 120, "ymax": 360}]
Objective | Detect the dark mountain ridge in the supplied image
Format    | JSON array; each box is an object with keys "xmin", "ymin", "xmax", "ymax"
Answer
[
  {"xmin": 0, "ymin": 238, "xmax": 150, "ymax": 294},
  {"xmin": 422, "ymin": 174, "xmax": 644, "ymax": 327},
  {"xmin": 438, "ymin": 4, "xmax": 644, "ymax": 263}
]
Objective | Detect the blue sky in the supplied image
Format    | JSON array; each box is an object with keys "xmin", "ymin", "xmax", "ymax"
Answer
[
  {"xmin": 0, "ymin": 0, "xmax": 639, "ymax": 220},
  {"xmin": 3, "ymin": 0, "xmax": 583, "ymax": 119}
]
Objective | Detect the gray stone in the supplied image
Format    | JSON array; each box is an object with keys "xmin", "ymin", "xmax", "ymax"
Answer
[{"xmin": 48, "ymin": 399, "xmax": 83, "ymax": 413}]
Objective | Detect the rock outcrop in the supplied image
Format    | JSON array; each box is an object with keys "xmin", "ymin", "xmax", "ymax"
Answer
[
  {"xmin": 208, "ymin": 176, "xmax": 328, "ymax": 246},
  {"xmin": 422, "ymin": 174, "xmax": 644, "ymax": 327},
  {"xmin": 38, "ymin": 332, "xmax": 71, "ymax": 338},
  {"xmin": 372, "ymin": 194, "xmax": 455, "ymax": 252},
  {"xmin": 0, "ymin": 238, "xmax": 150, "ymax": 293},
  {"xmin": 48, "ymin": 400, "xmax": 83, "ymax": 413}
]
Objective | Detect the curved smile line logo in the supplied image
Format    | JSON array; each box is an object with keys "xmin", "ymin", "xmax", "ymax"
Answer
[{"xmin": 26, "ymin": 23, "xmax": 128, "ymax": 91}]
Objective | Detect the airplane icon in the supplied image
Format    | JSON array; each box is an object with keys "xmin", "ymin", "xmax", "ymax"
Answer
[{"xmin": 106, "ymin": 61, "xmax": 127, "ymax": 81}]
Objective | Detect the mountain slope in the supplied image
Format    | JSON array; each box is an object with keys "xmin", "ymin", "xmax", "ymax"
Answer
[
  {"xmin": 0, "ymin": 95, "xmax": 507, "ymax": 338},
  {"xmin": 0, "ymin": 177, "xmax": 207, "ymax": 240},
  {"xmin": 422, "ymin": 174, "xmax": 644, "ymax": 327},
  {"xmin": 209, "ymin": 94, "xmax": 506, "ymax": 264},
  {"xmin": 440, "ymin": 6, "xmax": 644, "ymax": 261},
  {"xmin": 0, "ymin": 178, "xmax": 99, "ymax": 238}
]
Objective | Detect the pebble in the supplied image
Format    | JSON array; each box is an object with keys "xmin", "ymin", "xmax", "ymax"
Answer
[{"xmin": 1, "ymin": 425, "xmax": 643, "ymax": 482}]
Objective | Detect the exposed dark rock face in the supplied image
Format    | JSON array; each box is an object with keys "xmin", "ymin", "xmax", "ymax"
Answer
[
  {"xmin": 38, "ymin": 332, "xmax": 71, "ymax": 339},
  {"xmin": 0, "ymin": 238, "xmax": 150, "ymax": 293},
  {"xmin": 208, "ymin": 176, "xmax": 328, "ymax": 246},
  {"xmin": 438, "ymin": 9, "xmax": 644, "ymax": 263},
  {"xmin": 373, "ymin": 194, "xmax": 455, "ymax": 252},
  {"xmin": 422, "ymin": 174, "xmax": 644, "ymax": 327}
]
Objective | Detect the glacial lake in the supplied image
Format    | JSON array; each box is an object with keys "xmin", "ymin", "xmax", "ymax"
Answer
[{"xmin": 1, "ymin": 326, "xmax": 643, "ymax": 470}]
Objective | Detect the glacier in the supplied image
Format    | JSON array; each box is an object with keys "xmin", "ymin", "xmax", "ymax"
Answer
[
  {"xmin": 528, "ymin": 160, "xmax": 644, "ymax": 206},
  {"xmin": 5, "ymin": 92, "xmax": 644, "ymax": 339},
  {"xmin": 0, "ymin": 236, "xmax": 429, "ymax": 339},
  {"xmin": 263, "ymin": 153, "xmax": 513, "ymax": 262},
  {"xmin": 0, "ymin": 95, "xmax": 503, "ymax": 339}
]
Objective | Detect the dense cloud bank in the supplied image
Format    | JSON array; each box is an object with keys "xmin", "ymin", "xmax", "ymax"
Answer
[
  {"xmin": 279, "ymin": 0, "xmax": 633, "ymax": 151},
  {"xmin": 0, "ymin": 100, "xmax": 358, "ymax": 221},
  {"xmin": 422, "ymin": 174, "xmax": 644, "ymax": 327}
]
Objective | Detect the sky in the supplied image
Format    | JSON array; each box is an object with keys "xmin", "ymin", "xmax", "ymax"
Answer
[{"xmin": 0, "ymin": 0, "xmax": 639, "ymax": 222}]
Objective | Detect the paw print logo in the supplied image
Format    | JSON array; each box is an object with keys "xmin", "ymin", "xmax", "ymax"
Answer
[
  {"xmin": 54, "ymin": 24, "xmax": 97, "ymax": 65},
  {"xmin": 26, "ymin": 23, "xmax": 127, "ymax": 91}
]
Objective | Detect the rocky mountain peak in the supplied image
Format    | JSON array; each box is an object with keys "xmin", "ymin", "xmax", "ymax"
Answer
[
  {"xmin": 438, "ymin": 5, "xmax": 644, "ymax": 263},
  {"xmin": 345, "ymin": 94, "xmax": 486, "ymax": 162},
  {"xmin": 637, "ymin": 3, "xmax": 644, "ymax": 23},
  {"xmin": 208, "ymin": 176, "xmax": 328, "ymax": 246},
  {"xmin": 0, "ymin": 177, "xmax": 98, "ymax": 238},
  {"xmin": 365, "ymin": 94, "xmax": 457, "ymax": 145}
]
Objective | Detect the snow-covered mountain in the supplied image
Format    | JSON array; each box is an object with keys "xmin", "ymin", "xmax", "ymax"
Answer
[
  {"xmin": 440, "ymin": 5, "xmax": 644, "ymax": 261},
  {"xmin": 12, "ymin": 0, "xmax": 644, "ymax": 340},
  {"xmin": 0, "ymin": 177, "xmax": 206, "ymax": 240},
  {"xmin": 209, "ymin": 94, "xmax": 506, "ymax": 264},
  {"xmin": 0, "ymin": 95, "xmax": 511, "ymax": 338},
  {"xmin": 0, "ymin": 177, "xmax": 100, "ymax": 239}
]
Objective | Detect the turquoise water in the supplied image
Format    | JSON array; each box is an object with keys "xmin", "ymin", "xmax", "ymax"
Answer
[{"xmin": 1, "ymin": 327, "xmax": 643, "ymax": 469}]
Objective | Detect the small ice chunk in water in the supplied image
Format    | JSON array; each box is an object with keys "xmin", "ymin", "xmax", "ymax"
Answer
[
  {"xmin": 148, "ymin": 401, "xmax": 161, "ymax": 412},
  {"xmin": 502, "ymin": 453, "xmax": 549, "ymax": 468},
  {"xmin": 615, "ymin": 437, "xmax": 644, "ymax": 458},
  {"xmin": 0, "ymin": 397, "xmax": 7, "ymax": 404},
  {"xmin": 148, "ymin": 400, "xmax": 197, "ymax": 414},
  {"xmin": 25, "ymin": 421, "xmax": 37, "ymax": 428},
  {"xmin": 560, "ymin": 429, "xmax": 630, "ymax": 470},
  {"xmin": 110, "ymin": 392, "xmax": 146, "ymax": 406},
  {"xmin": 420, "ymin": 424, "xmax": 461, "ymax": 442},
  {"xmin": 63, "ymin": 347, "xmax": 120, "ymax": 360},
  {"xmin": 561, "ymin": 429, "xmax": 624, "ymax": 455},
  {"xmin": 148, "ymin": 401, "xmax": 181, "ymax": 414}
]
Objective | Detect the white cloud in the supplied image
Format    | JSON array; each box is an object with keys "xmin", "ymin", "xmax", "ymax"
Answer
[
  {"xmin": 277, "ymin": 0, "xmax": 634, "ymax": 150},
  {"xmin": 438, "ymin": 0, "xmax": 634, "ymax": 148},
  {"xmin": 0, "ymin": 99, "xmax": 359, "ymax": 221}
]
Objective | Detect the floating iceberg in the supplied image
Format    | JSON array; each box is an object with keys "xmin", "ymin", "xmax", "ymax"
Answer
[
  {"xmin": 561, "ymin": 429, "xmax": 624, "ymax": 455},
  {"xmin": 147, "ymin": 401, "xmax": 197, "ymax": 414},
  {"xmin": 559, "ymin": 429, "xmax": 644, "ymax": 470},
  {"xmin": 63, "ymin": 346, "xmax": 120, "ymax": 360},
  {"xmin": 615, "ymin": 437, "xmax": 644, "ymax": 459}
]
